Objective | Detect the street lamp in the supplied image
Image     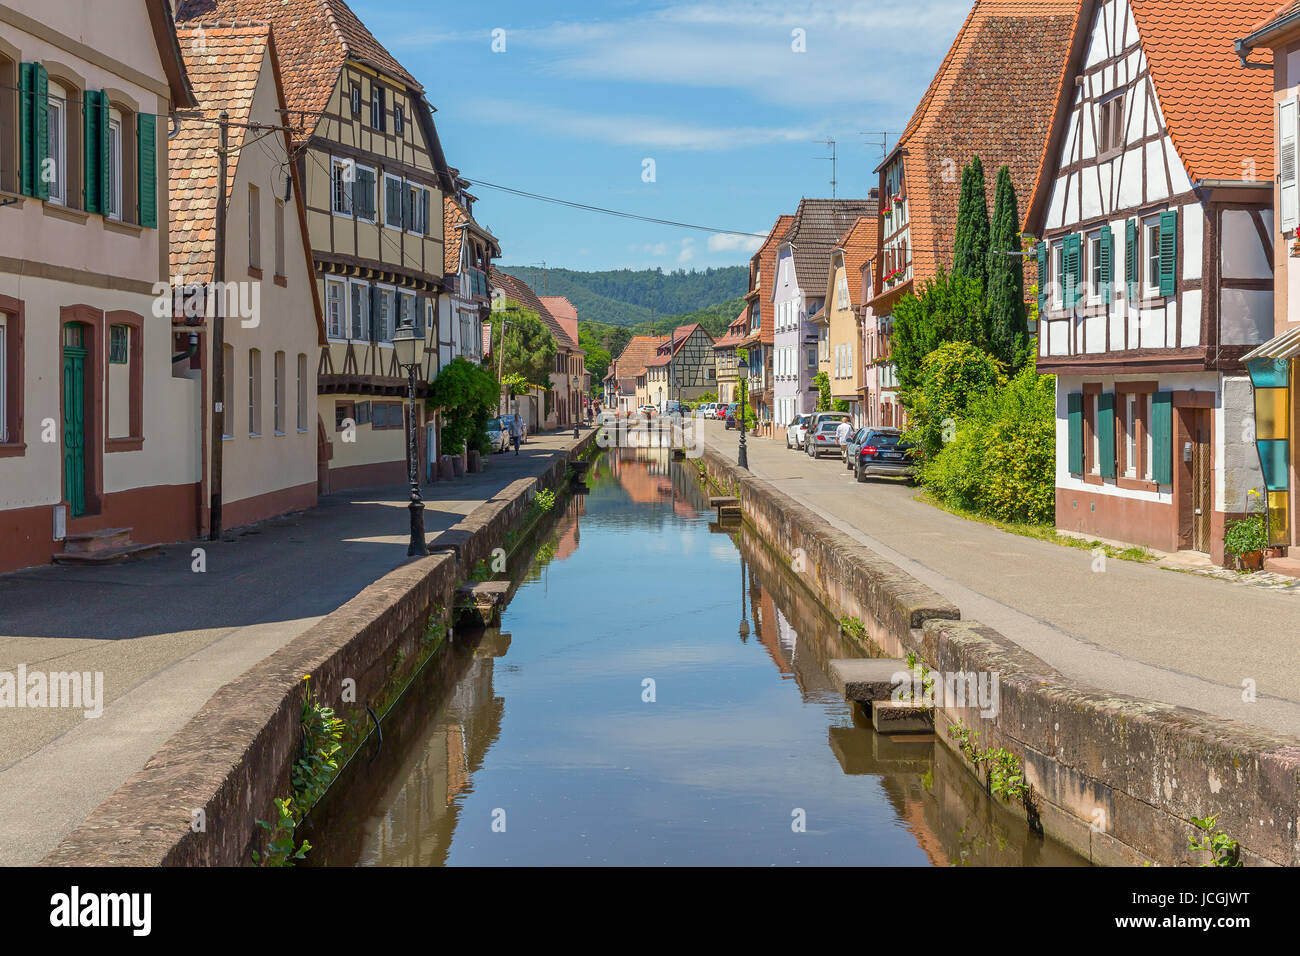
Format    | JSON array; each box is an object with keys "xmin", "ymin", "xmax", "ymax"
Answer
[
  {"xmin": 736, "ymin": 361, "xmax": 749, "ymax": 469},
  {"xmin": 571, "ymin": 374, "xmax": 581, "ymax": 438},
  {"xmin": 393, "ymin": 319, "xmax": 427, "ymax": 557},
  {"xmin": 739, "ymin": 554, "xmax": 750, "ymax": 640}
]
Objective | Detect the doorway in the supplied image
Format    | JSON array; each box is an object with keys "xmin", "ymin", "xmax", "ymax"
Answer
[
  {"xmin": 1179, "ymin": 406, "xmax": 1212, "ymax": 553},
  {"xmin": 62, "ymin": 323, "xmax": 89, "ymax": 517}
]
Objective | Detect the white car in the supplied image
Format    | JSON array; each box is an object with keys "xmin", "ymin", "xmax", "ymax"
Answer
[
  {"xmin": 785, "ymin": 413, "xmax": 812, "ymax": 449},
  {"xmin": 485, "ymin": 418, "xmax": 510, "ymax": 453}
]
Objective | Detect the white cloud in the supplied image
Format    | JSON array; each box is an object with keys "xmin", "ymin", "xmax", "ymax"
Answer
[
  {"xmin": 676, "ymin": 238, "xmax": 696, "ymax": 264},
  {"xmin": 522, "ymin": 0, "xmax": 970, "ymax": 108},
  {"xmin": 466, "ymin": 97, "xmax": 811, "ymax": 150},
  {"xmin": 708, "ymin": 233, "xmax": 764, "ymax": 254}
]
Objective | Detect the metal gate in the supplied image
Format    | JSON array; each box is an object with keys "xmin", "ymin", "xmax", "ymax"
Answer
[{"xmin": 1192, "ymin": 409, "xmax": 1212, "ymax": 553}]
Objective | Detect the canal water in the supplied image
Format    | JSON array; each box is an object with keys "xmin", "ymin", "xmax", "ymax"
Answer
[{"xmin": 305, "ymin": 448, "xmax": 1086, "ymax": 867}]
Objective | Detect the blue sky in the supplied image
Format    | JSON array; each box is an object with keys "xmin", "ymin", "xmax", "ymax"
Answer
[{"xmin": 351, "ymin": 0, "xmax": 974, "ymax": 272}]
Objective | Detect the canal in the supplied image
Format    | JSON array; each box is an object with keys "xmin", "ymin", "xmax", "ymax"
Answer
[{"xmin": 303, "ymin": 447, "xmax": 1086, "ymax": 866}]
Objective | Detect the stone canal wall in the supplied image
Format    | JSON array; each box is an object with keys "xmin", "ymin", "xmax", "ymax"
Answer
[
  {"xmin": 698, "ymin": 444, "xmax": 1300, "ymax": 866},
  {"xmin": 42, "ymin": 431, "xmax": 598, "ymax": 866}
]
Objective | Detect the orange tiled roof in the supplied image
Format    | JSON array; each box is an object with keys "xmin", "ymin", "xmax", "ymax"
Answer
[
  {"xmin": 444, "ymin": 195, "xmax": 469, "ymax": 274},
  {"xmin": 490, "ymin": 268, "xmax": 576, "ymax": 350},
  {"xmin": 1129, "ymin": 0, "xmax": 1276, "ymax": 183},
  {"xmin": 539, "ymin": 296, "xmax": 580, "ymax": 348},
  {"xmin": 884, "ymin": 0, "xmax": 1081, "ymax": 291},
  {"xmin": 608, "ymin": 334, "xmax": 668, "ymax": 381},
  {"xmin": 170, "ymin": 23, "xmax": 270, "ymax": 284},
  {"xmin": 176, "ymin": 0, "xmax": 421, "ymax": 143},
  {"xmin": 713, "ymin": 310, "xmax": 748, "ymax": 349},
  {"xmin": 745, "ymin": 214, "xmax": 795, "ymax": 345}
]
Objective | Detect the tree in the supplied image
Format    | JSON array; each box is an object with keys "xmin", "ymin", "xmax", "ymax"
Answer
[
  {"xmin": 814, "ymin": 371, "xmax": 832, "ymax": 411},
  {"xmin": 428, "ymin": 358, "xmax": 499, "ymax": 456},
  {"xmin": 952, "ymin": 155, "xmax": 990, "ymax": 288},
  {"xmin": 985, "ymin": 165, "xmax": 1027, "ymax": 369},
  {"xmin": 486, "ymin": 303, "xmax": 556, "ymax": 387},
  {"xmin": 890, "ymin": 268, "xmax": 990, "ymax": 393},
  {"xmin": 903, "ymin": 341, "xmax": 1002, "ymax": 463}
]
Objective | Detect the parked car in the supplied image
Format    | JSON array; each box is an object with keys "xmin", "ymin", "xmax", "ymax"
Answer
[
  {"xmin": 724, "ymin": 403, "xmax": 740, "ymax": 429},
  {"xmin": 485, "ymin": 418, "xmax": 510, "ymax": 453},
  {"xmin": 852, "ymin": 427, "xmax": 915, "ymax": 481},
  {"xmin": 808, "ymin": 410, "xmax": 853, "ymax": 436},
  {"xmin": 637, "ymin": 404, "xmax": 657, "ymax": 417},
  {"xmin": 785, "ymin": 413, "xmax": 812, "ymax": 450},
  {"xmin": 715, "ymin": 403, "xmax": 729, "ymax": 419},
  {"xmin": 805, "ymin": 420, "xmax": 843, "ymax": 458},
  {"xmin": 662, "ymin": 399, "xmax": 690, "ymax": 417}
]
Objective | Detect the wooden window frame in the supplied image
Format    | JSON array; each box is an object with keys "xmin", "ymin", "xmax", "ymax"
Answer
[
  {"xmin": 248, "ymin": 183, "xmax": 262, "ymax": 276},
  {"xmin": 104, "ymin": 310, "xmax": 142, "ymax": 451},
  {"xmin": 335, "ymin": 399, "xmax": 355, "ymax": 431},
  {"xmin": 296, "ymin": 353, "xmax": 308, "ymax": 433},
  {"xmin": 349, "ymin": 82, "xmax": 361, "ymax": 118},
  {"xmin": 221, "ymin": 344, "xmax": 235, "ymax": 440},
  {"xmin": 372, "ymin": 400, "xmax": 404, "ymax": 430},
  {"xmin": 1082, "ymin": 382, "xmax": 1103, "ymax": 484},
  {"xmin": 273, "ymin": 198, "xmax": 286, "ymax": 283},
  {"xmin": 1114, "ymin": 381, "xmax": 1159, "ymax": 490},
  {"xmin": 0, "ymin": 295, "xmax": 24, "ymax": 456},
  {"xmin": 273, "ymin": 350, "xmax": 286, "ymax": 435},
  {"xmin": 247, "ymin": 347, "xmax": 261, "ymax": 437}
]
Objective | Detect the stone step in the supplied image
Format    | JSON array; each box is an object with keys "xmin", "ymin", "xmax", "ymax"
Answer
[
  {"xmin": 1263, "ymin": 555, "xmax": 1300, "ymax": 579},
  {"xmin": 62, "ymin": 527, "xmax": 133, "ymax": 554},
  {"xmin": 870, "ymin": 699, "xmax": 934, "ymax": 734},
  {"xmin": 53, "ymin": 542, "xmax": 160, "ymax": 566},
  {"xmin": 708, "ymin": 496, "xmax": 739, "ymax": 508},
  {"xmin": 827, "ymin": 658, "xmax": 909, "ymax": 702},
  {"xmin": 454, "ymin": 580, "xmax": 511, "ymax": 629}
]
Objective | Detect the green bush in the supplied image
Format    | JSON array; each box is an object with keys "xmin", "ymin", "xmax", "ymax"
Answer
[
  {"xmin": 921, "ymin": 364, "xmax": 1056, "ymax": 525},
  {"xmin": 428, "ymin": 357, "xmax": 499, "ymax": 456},
  {"xmin": 904, "ymin": 341, "xmax": 1002, "ymax": 463}
]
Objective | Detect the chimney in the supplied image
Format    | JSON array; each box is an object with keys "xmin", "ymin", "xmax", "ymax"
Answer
[{"xmin": 868, "ymin": 187, "xmax": 879, "ymax": 200}]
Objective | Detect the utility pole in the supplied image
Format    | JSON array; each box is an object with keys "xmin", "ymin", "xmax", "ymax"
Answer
[{"xmin": 209, "ymin": 110, "xmax": 228, "ymax": 540}]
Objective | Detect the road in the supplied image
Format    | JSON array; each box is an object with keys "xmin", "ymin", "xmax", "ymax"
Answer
[
  {"xmin": 0, "ymin": 431, "xmax": 582, "ymax": 866},
  {"xmin": 702, "ymin": 421, "xmax": 1300, "ymax": 738}
]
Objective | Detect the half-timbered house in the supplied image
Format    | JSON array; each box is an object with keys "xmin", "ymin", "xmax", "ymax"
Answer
[
  {"xmin": 741, "ymin": 214, "xmax": 794, "ymax": 436},
  {"xmin": 1026, "ymin": 0, "xmax": 1276, "ymax": 564},
  {"xmin": 441, "ymin": 182, "xmax": 499, "ymax": 371},
  {"xmin": 177, "ymin": 0, "xmax": 457, "ymax": 492}
]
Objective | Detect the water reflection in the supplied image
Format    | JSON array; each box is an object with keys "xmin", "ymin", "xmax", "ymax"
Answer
[{"xmin": 307, "ymin": 447, "xmax": 1085, "ymax": 867}]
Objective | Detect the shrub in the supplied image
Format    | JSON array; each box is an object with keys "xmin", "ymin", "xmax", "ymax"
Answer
[
  {"xmin": 428, "ymin": 357, "xmax": 499, "ymax": 456},
  {"xmin": 904, "ymin": 341, "xmax": 1002, "ymax": 463},
  {"xmin": 922, "ymin": 364, "xmax": 1056, "ymax": 525}
]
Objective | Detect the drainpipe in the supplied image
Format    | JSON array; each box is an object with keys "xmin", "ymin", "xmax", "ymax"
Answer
[{"xmin": 209, "ymin": 111, "xmax": 228, "ymax": 540}]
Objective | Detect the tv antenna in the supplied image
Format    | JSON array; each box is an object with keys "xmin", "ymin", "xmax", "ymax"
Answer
[
  {"xmin": 814, "ymin": 138, "xmax": 838, "ymax": 201},
  {"xmin": 861, "ymin": 131, "xmax": 890, "ymax": 163}
]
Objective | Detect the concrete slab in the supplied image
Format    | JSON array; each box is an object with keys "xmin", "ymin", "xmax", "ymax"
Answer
[
  {"xmin": 871, "ymin": 699, "xmax": 933, "ymax": 734},
  {"xmin": 827, "ymin": 658, "xmax": 907, "ymax": 702}
]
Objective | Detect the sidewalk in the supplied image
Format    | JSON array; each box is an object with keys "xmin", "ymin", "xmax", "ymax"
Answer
[
  {"xmin": 0, "ymin": 430, "xmax": 582, "ymax": 866},
  {"xmin": 703, "ymin": 422, "xmax": 1300, "ymax": 739}
]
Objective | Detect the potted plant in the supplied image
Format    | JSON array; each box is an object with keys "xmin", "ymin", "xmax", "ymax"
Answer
[{"xmin": 1224, "ymin": 489, "xmax": 1269, "ymax": 571}]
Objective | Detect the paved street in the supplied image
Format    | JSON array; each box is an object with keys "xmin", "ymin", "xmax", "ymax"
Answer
[
  {"xmin": 0, "ymin": 431, "xmax": 583, "ymax": 866},
  {"xmin": 703, "ymin": 422, "xmax": 1300, "ymax": 738}
]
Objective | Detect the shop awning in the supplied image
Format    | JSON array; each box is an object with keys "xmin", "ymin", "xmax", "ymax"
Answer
[{"xmin": 1243, "ymin": 326, "xmax": 1300, "ymax": 363}]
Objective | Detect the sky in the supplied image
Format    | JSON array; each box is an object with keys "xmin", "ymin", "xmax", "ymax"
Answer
[{"xmin": 350, "ymin": 0, "xmax": 975, "ymax": 272}]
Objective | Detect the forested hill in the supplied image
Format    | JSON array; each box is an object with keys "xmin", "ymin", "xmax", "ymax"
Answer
[{"xmin": 498, "ymin": 265, "xmax": 748, "ymax": 328}]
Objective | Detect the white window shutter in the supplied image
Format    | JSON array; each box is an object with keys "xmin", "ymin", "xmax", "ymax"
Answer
[{"xmin": 1280, "ymin": 98, "xmax": 1298, "ymax": 232}]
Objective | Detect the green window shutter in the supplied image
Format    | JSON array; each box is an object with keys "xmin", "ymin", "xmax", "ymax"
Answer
[
  {"xmin": 1151, "ymin": 390, "xmax": 1173, "ymax": 484},
  {"xmin": 18, "ymin": 63, "xmax": 34, "ymax": 196},
  {"xmin": 83, "ymin": 90, "xmax": 102, "ymax": 214},
  {"xmin": 1064, "ymin": 234, "xmax": 1081, "ymax": 306},
  {"xmin": 1036, "ymin": 241, "xmax": 1047, "ymax": 311},
  {"xmin": 1125, "ymin": 218, "xmax": 1137, "ymax": 300},
  {"xmin": 1099, "ymin": 225, "xmax": 1113, "ymax": 304},
  {"xmin": 1067, "ymin": 391, "xmax": 1084, "ymax": 474},
  {"xmin": 30, "ymin": 63, "xmax": 50, "ymax": 201},
  {"xmin": 1158, "ymin": 209, "xmax": 1178, "ymax": 297},
  {"xmin": 137, "ymin": 111, "xmax": 157, "ymax": 228},
  {"xmin": 1098, "ymin": 391, "xmax": 1116, "ymax": 478}
]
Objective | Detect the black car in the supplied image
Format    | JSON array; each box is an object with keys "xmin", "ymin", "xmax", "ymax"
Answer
[
  {"xmin": 724, "ymin": 403, "xmax": 740, "ymax": 429},
  {"xmin": 851, "ymin": 427, "xmax": 915, "ymax": 481}
]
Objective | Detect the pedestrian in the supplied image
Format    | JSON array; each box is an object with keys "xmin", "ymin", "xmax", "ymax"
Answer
[
  {"xmin": 835, "ymin": 419, "xmax": 853, "ymax": 460},
  {"xmin": 509, "ymin": 414, "xmax": 522, "ymax": 455}
]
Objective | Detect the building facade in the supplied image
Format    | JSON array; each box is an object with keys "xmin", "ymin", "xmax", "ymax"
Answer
[
  {"xmin": 741, "ymin": 214, "xmax": 794, "ymax": 436},
  {"xmin": 0, "ymin": 0, "xmax": 197, "ymax": 572},
  {"xmin": 179, "ymin": 0, "xmax": 457, "ymax": 492},
  {"xmin": 1027, "ymin": 0, "xmax": 1275, "ymax": 564},
  {"xmin": 171, "ymin": 22, "xmax": 324, "ymax": 532}
]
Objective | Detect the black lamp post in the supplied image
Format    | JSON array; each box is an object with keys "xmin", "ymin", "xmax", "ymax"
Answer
[
  {"xmin": 737, "ymin": 362, "xmax": 750, "ymax": 470},
  {"xmin": 739, "ymin": 555, "xmax": 750, "ymax": 639},
  {"xmin": 393, "ymin": 320, "xmax": 427, "ymax": 556},
  {"xmin": 572, "ymin": 374, "xmax": 581, "ymax": 438}
]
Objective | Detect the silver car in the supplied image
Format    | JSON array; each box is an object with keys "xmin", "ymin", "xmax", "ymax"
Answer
[{"xmin": 485, "ymin": 418, "xmax": 510, "ymax": 453}]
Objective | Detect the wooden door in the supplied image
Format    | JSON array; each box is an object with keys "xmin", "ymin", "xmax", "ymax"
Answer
[
  {"xmin": 62, "ymin": 338, "xmax": 87, "ymax": 517},
  {"xmin": 1191, "ymin": 409, "xmax": 1212, "ymax": 553}
]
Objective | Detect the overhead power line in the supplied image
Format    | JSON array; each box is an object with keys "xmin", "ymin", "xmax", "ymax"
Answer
[{"xmin": 466, "ymin": 179, "xmax": 770, "ymax": 239}]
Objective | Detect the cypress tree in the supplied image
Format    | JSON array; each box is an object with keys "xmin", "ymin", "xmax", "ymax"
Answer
[
  {"xmin": 952, "ymin": 155, "xmax": 990, "ymax": 288},
  {"xmin": 985, "ymin": 165, "xmax": 1027, "ymax": 369}
]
